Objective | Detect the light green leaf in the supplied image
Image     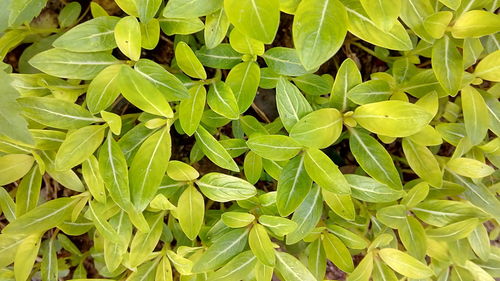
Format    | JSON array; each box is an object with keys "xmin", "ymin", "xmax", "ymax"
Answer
[
  {"xmin": 221, "ymin": 212, "xmax": 255, "ymax": 228},
  {"xmin": 399, "ymin": 216, "xmax": 427, "ymax": 259},
  {"xmin": 347, "ymin": 252, "xmax": 373, "ymax": 281},
  {"xmin": 135, "ymin": 0, "xmax": 162, "ymax": 22},
  {"xmin": 14, "ymin": 233, "xmax": 41, "ymax": 281},
  {"xmin": 276, "ymin": 77, "xmax": 313, "ymax": 131},
  {"xmin": 53, "ymin": 17, "xmax": 119, "ymax": 52},
  {"xmin": 461, "ymin": 86, "xmax": 489, "ymax": 145},
  {"xmin": 18, "ymin": 97, "xmax": 98, "ymax": 129},
  {"xmin": 346, "ymin": 174, "xmax": 404, "ymax": 203},
  {"xmin": 467, "ymin": 224, "xmax": 490, "ymax": 261},
  {"xmin": 129, "ymin": 211, "xmax": 165, "ymax": 266},
  {"xmin": 104, "ymin": 210, "xmax": 132, "ymax": 271},
  {"xmin": 322, "ymin": 191, "xmax": 355, "ymax": 221},
  {"xmin": 41, "ymin": 239, "xmax": 58, "ymax": 281},
  {"xmin": 163, "ymin": 0, "xmax": 222, "ymax": 18},
  {"xmin": 175, "ymin": 41, "xmax": 206, "ymax": 79},
  {"xmin": 330, "ymin": 58, "xmax": 362, "ymax": 110},
  {"xmin": 207, "ymin": 81, "xmax": 239, "ymax": 120},
  {"xmin": 0, "ymin": 154, "xmax": 34, "ymax": 186},
  {"xmin": 224, "ymin": 0, "xmax": 280, "ymax": 43},
  {"xmin": 446, "ymin": 157, "xmax": 494, "ymax": 178},
  {"xmin": 402, "ymin": 138, "xmax": 443, "ymax": 188},
  {"xmin": 114, "ymin": 16, "xmax": 141, "ymax": 61},
  {"xmin": 140, "ymin": 18, "xmax": 160, "ymax": 50},
  {"xmin": 3, "ymin": 197, "xmax": 78, "ymax": 235},
  {"xmin": 9, "ymin": 0, "xmax": 48, "ymax": 26},
  {"xmin": 192, "ymin": 228, "xmax": 249, "ymax": 272},
  {"xmin": 474, "ymin": 50, "xmax": 500, "ymax": 82},
  {"xmin": 304, "ymin": 148, "xmax": 350, "ymax": 194},
  {"xmin": 194, "ymin": 126, "xmax": 239, "ymax": 171},
  {"xmin": 210, "ymin": 251, "xmax": 257, "ymax": 281},
  {"xmin": 378, "ymin": 248, "xmax": 434, "ymax": 279},
  {"xmin": 177, "ymin": 185, "xmax": 204, "ymax": 240},
  {"xmin": 229, "ymin": 28, "xmax": 264, "ymax": 55},
  {"xmin": 322, "ymin": 232, "xmax": 354, "ymax": 272},
  {"xmin": 244, "ymin": 151, "xmax": 262, "ymax": 184},
  {"xmin": 290, "ymin": 108, "xmax": 343, "ymax": 149},
  {"xmin": 427, "ymin": 218, "xmax": 479, "ymax": 241},
  {"xmin": 249, "ymin": 224, "xmax": 275, "ymax": 266},
  {"xmin": 204, "ymin": 8, "xmax": 230, "ymax": 49},
  {"xmin": 166, "ymin": 160, "xmax": 199, "ymax": 181},
  {"xmin": 159, "ymin": 17, "xmax": 204, "ymax": 35},
  {"xmin": 431, "ymin": 36, "xmax": 463, "ymax": 95},
  {"xmin": 179, "ymin": 84, "xmax": 206, "ymax": 135},
  {"xmin": 360, "ymin": 0, "xmax": 400, "ymax": 31},
  {"xmin": 452, "ymin": 10, "xmax": 500, "ymax": 38},
  {"xmin": 276, "ymin": 154, "xmax": 312, "ymax": 216},
  {"xmin": 258, "ymin": 215, "xmax": 297, "ymax": 236},
  {"xmin": 0, "ymin": 187, "xmax": 16, "ymax": 222},
  {"xmin": 348, "ymin": 80, "xmax": 392, "ymax": 105},
  {"xmin": 247, "ymin": 134, "xmax": 302, "ymax": 161},
  {"xmin": 349, "ymin": 129, "xmax": 402, "ymax": 189},
  {"xmin": 119, "ymin": 66, "xmax": 174, "ymax": 117},
  {"xmin": 352, "ymin": 100, "xmax": 433, "ymax": 137},
  {"xmin": 15, "ymin": 166, "xmax": 42, "ymax": 216},
  {"xmin": 308, "ymin": 239, "xmax": 326, "ymax": 280},
  {"xmin": 275, "ymin": 251, "xmax": 316, "ymax": 281},
  {"xmin": 196, "ymin": 172, "xmax": 257, "ymax": 202},
  {"xmin": 55, "ymin": 125, "xmax": 105, "ymax": 170},
  {"xmin": 130, "ymin": 125, "xmax": 171, "ymax": 211},
  {"xmin": 293, "ymin": 0, "xmax": 347, "ymax": 70},
  {"xmin": 412, "ymin": 199, "xmax": 490, "ymax": 227},
  {"xmin": 29, "ymin": 48, "xmax": 118, "ymax": 80},
  {"xmin": 196, "ymin": 44, "xmax": 242, "ymax": 69},
  {"xmin": 87, "ymin": 64, "xmax": 122, "ymax": 114}
]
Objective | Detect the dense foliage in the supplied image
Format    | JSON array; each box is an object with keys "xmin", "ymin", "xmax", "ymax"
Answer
[{"xmin": 0, "ymin": 0, "xmax": 499, "ymax": 280}]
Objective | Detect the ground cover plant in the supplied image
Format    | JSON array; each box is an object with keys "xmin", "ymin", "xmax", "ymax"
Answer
[{"xmin": 0, "ymin": 0, "xmax": 499, "ymax": 280}]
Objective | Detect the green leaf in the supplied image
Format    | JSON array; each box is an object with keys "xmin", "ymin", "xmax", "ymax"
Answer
[
  {"xmin": 348, "ymin": 80, "xmax": 392, "ymax": 105},
  {"xmin": 276, "ymin": 77, "xmax": 313, "ymax": 131},
  {"xmin": 53, "ymin": 17, "xmax": 119, "ymax": 52},
  {"xmin": 373, "ymin": 257, "xmax": 398, "ymax": 281},
  {"xmin": 135, "ymin": 0, "xmax": 162, "ymax": 22},
  {"xmin": 204, "ymin": 8, "xmax": 230, "ymax": 49},
  {"xmin": 118, "ymin": 66, "xmax": 174, "ymax": 117},
  {"xmin": 3, "ymin": 197, "xmax": 77, "ymax": 235},
  {"xmin": 130, "ymin": 125, "xmax": 171, "ymax": 211},
  {"xmin": 258, "ymin": 215, "xmax": 297, "ymax": 236},
  {"xmin": 308, "ymin": 239, "xmax": 326, "ymax": 280},
  {"xmin": 304, "ymin": 148, "xmax": 350, "ymax": 194},
  {"xmin": 346, "ymin": 174, "xmax": 404, "ymax": 203},
  {"xmin": 194, "ymin": 126, "xmax": 239, "ymax": 171},
  {"xmin": 192, "ymin": 228, "xmax": 249, "ymax": 272},
  {"xmin": 177, "ymin": 185, "xmax": 204, "ymax": 240},
  {"xmin": 9, "ymin": 0, "xmax": 47, "ymax": 27},
  {"xmin": 29, "ymin": 48, "xmax": 118, "ymax": 80},
  {"xmin": 196, "ymin": 44, "xmax": 242, "ymax": 69},
  {"xmin": 330, "ymin": 58, "xmax": 362, "ymax": 111},
  {"xmin": 431, "ymin": 36, "xmax": 463, "ymax": 95},
  {"xmin": 423, "ymin": 11, "xmax": 453, "ymax": 39},
  {"xmin": 179, "ymin": 84, "xmax": 206, "ymax": 135},
  {"xmin": 229, "ymin": 28, "xmax": 264, "ymax": 55},
  {"xmin": 159, "ymin": 17, "xmax": 204, "ymax": 35},
  {"xmin": 402, "ymin": 138, "xmax": 443, "ymax": 188},
  {"xmin": 55, "ymin": 125, "xmax": 105, "ymax": 170},
  {"xmin": 292, "ymin": 73, "xmax": 332, "ymax": 96},
  {"xmin": 286, "ymin": 185, "xmax": 322, "ymax": 244},
  {"xmin": 82, "ymin": 156, "xmax": 106, "ymax": 203},
  {"xmin": 15, "ymin": 166, "xmax": 42, "ymax": 216},
  {"xmin": 140, "ymin": 19, "xmax": 160, "ymax": 50},
  {"xmin": 207, "ymin": 81, "xmax": 239, "ymax": 120},
  {"xmin": 175, "ymin": 41, "xmax": 206, "ymax": 79},
  {"xmin": 114, "ymin": 16, "xmax": 141, "ymax": 61},
  {"xmin": 0, "ymin": 187, "xmax": 16, "ymax": 222},
  {"xmin": 196, "ymin": 172, "xmax": 257, "ymax": 202},
  {"xmin": 224, "ymin": 0, "xmax": 280, "ymax": 43},
  {"xmin": 452, "ymin": 10, "xmax": 500, "ymax": 38},
  {"xmin": 378, "ymin": 248, "xmax": 434, "ymax": 279},
  {"xmin": 322, "ymin": 232, "xmax": 354, "ymax": 272},
  {"xmin": 101, "ymin": 111, "xmax": 121, "ymax": 135},
  {"xmin": 247, "ymin": 134, "xmax": 302, "ymax": 161},
  {"xmin": 249, "ymin": 224, "xmax": 275, "ymax": 266},
  {"xmin": 244, "ymin": 151, "xmax": 262, "ymax": 184},
  {"xmin": 275, "ymin": 251, "xmax": 316, "ymax": 281},
  {"xmin": 262, "ymin": 47, "xmax": 309, "ymax": 76},
  {"xmin": 166, "ymin": 160, "xmax": 199, "ymax": 181},
  {"xmin": 400, "ymin": 182, "xmax": 429, "ymax": 208},
  {"xmin": 328, "ymin": 225, "xmax": 368, "ymax": 250},
  {"xmin": 293, "ymin": 0, "xmax": 347, "ymax": 70},
  {"xmin": 226, "ymin": 61, "xmax": 260, "ymax": 113},
  {"xmin": 209, "ymin": 251, "xmax": 257, "ymax": 281},
  {"xmin": 290, "ymin": 108, "xmax": 343, "ymax": 149},
  {"xmin": 474, "ymin": 50, "xmax": 500, "ymax": 82},
  {"xmin": 86, "ymin": 64, "xmax": 122, "ymax": 114},
  {"xmin": 163, "ymin": 0, "xmax": 222, "ymax": 18},
  {"xmin": 376, "ymin": 205, "xmax": 407, "ymax": 229},
  {"xmin": 461, "ymin": 86, "xmax": 489, "ymax": 145},
  {"xmin": 0, "ymin": 72, "xmax": 33, "ymax": 145},
  {"xmin": 221, "ymin": 212, "xmax": 255, "ymax": 228},
  {"xmin": 41, "ymin": 239, "xmax": 58, "ymax": 281},
  {"xmin": 276, "ymin": 154, "xmax": 312, "ymax": 216},
  {"xmin": 87, "ymin": 201, "xmax": 121, "ymax": 244},
  {"xmin": 18, "ymin": 96, "xmax": 98, "ymax": 129},
  {"xmin": 467, "ymin": 224, "xmax": 490, "ymax": 261},
  {"xmin": 341, "ymin": 0, "xmax": 412, "ymax": 50},
  {"xmin": 0, "ymin": 154, "xmax": 33, "ymax": 186},
  {"xmin": 99, "ymin": 133, "xmax": 131, "ymax": 210},
  {"xmin": 129, "ymin": 212, "xmax": 165, "ymax": 266},
  {"xmin": 446, "ymin": 157, "xmax": 494, "ymax": 178},
  {"xmin": 349, "ymin": 129, "xmax": 402, "ymax": 189},
  {"xmin": 134, "ymin": 59, "xmax": 189, "ymax": 101},
  {"xmin": 352, "ymin": 100, "xmax": 433, "ymax": 137}
]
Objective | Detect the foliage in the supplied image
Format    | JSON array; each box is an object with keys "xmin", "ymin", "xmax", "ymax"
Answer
[{"xmin": 0, "ymin": 0, "xmax": 499, "ymax": 280}]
